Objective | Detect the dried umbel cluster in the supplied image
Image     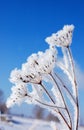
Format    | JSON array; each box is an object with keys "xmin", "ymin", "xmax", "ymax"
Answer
[
  {"xmin": 6, "ymin": 25, "xmax": 79, "ymax": 130},
  {"xmin": 45, "ymin": 25, "xmax": 74, "ymax": 47}
]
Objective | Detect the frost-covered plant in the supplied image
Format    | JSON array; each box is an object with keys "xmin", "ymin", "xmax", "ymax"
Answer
[{"xmin": 6, "ymin": 25, "xmax": 79, "ymax": 130}]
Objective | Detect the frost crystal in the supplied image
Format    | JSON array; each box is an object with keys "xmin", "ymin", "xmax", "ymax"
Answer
[
  {"xmin": 7, "ymin": 24, "xmax": 79, "ymax": 130},
  {"xmin": 10, "ymin": 68, "xmax": 22, "ymax": 84},
  {"xmin": 45, "ymin": 25, "xmax": 74, "ymax": 47},
  {"xmin": 9, "ymin": 47, "xmax": 57, "ymax": 85},
  {"xmin": 37, "ymin": 47, "xmax": 56, "ymax": 74},
  {"xmin": 6, "ymin": 84, "xmax": 28, "ymax": 108}
]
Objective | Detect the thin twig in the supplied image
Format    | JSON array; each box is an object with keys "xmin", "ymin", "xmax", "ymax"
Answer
[
  {"xmin": 50, "ymin": 73, "xmax": 72, "ymax": 130},
  {"xmin": 67, "ymin": 46, "xmax": 79, "ymax": 130},
  {"xmin": 27, "ymin": 93, "xmax": 65, "ymax": 109},
  {"xmin": 59, "ymin": 111, "xmax": 71, "ymax": 130},
  {"xmin": 26, "ymin": 81, "xmax": 71, "ymax": 129},
  {"xmin": 39, "ymin": 82, "xmax": 71, "ymax": 129},
  {"xmin": 54, "ymin": 72, "xmax": 76, "ymax": 105},
  {"xmin": 35, "ymin": 99, "xmax": 65, "ymax": 109},
  {"xmin": 40, "ymin": 82, "xmax": 55, "ymax": 104}
]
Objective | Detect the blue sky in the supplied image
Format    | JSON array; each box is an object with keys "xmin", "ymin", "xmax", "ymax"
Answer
[{"xmin": 0, "ymin": 0, "xmax": 84, "ymax": 121}]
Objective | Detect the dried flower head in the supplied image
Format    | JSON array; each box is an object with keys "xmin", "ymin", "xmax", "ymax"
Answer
[
  {"xmin": 9, "ymin": 47, "xmax": 57, "ymax": 85},
  {"xmin": 6, "ymin": 84, "xmax": 28, "ymax": 108},
  {"xmin": 45, "ymin": 25, "xmax": 74, "ymax": 47},
  {"xmin": 37, "ymin": 47, "xmax": 56, "ymax": 74},
  {"xmin": 10, "ymin": 68, "xmax": 23, "ymax": 84}
]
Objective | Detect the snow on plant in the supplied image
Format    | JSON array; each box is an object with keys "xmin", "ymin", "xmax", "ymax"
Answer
[
  {"xmin": 6, "ymin": 25, "xmax": 79, "ymax": 130},
  {"xmin": 45, "ymin": 25, "xmax": 74, "ymax": 47}
]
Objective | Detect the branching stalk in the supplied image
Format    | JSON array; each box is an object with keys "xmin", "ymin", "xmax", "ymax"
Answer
[
  {"xmin": 67, "ymin": 46, "xmax": 79, "ymax": 130},
  {"xmin": 54, "ymin": 72, "xmax": 76, "ymax": 105},
  {"xmin": 39, "ymin": 81, "xmax": 71, "ymax": 129},
  {"xmin": 27, "ymin": 93, "xmax": 65, "ymax": 109},
  {"xmin": 35, "ymin": 99, "xmax": 65, "ymax": 109},
  {"xmin": 50, "ymin": 73, "xmax": 72, "ymax": 130},
  {"xmin": 58, "ymin": 111, "xmax": 71, "ymax": 130},
  {"xmin": 40, "ymin": 82, "xmax": 55, "ymax": 104}
]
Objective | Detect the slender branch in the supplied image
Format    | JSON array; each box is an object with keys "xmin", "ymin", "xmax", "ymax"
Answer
[
  {"xmin": 35, "ymin": 99, "xmax": 65, "ymax": 109},
  {"xmin": 40, "ymin": 82, "xmax": 55, "ymax": 104},
  {"xmin": 36, "ymin": 98, "xmax": 71, "ymax": 129},
  {"xmin": 50, "ymin": 73, "xmax": 72, "ymax": 130},
  {"xmin": 54, "ymin": 72, "xmax": 76, "ymax": 105},
  {"xmin": 22, "ymin": 79, "xmax": 71, "ymax": 129},
  {"xmin": 30, "ymin": 80, "xmax": 71, "ymax": 129},
  {"xmin": 67, "ymin": 47, "xmax": 78, "ymax": 99},
  {"xmin": 58, "ymin": 111, "xmax": 71, "ymax": 130},
  {"xmin": 27, "ymin": 93, "xmax": 65, "ymax": 109},
  {"xmin": 67, "ymin": 46, "xmax": 79, "ymax": 130},
  {"xmin": 56, "ymin": 61, "xmax": 73, "ymax": 78},
  {"xmin": 39, "ymin": 82, "xmax": 71, "ymax": 129}
]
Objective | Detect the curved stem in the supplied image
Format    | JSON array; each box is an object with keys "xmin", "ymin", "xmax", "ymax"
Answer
[
  {"xmin": 50, "ymin": 73, "xmax": 72, "ymax": 130},
  {"xmin": 59, "ymin": 111, "xmax": 71, "ymax": 130},
  {"xmin": 27, "ymin": 93, "xmax": 65, "ymax": 109},
  {"xmin": 27, "ymin": 88, "xmax": 71, "ymax": 129},
  {"xmin": 40, "ymin": 82, "xmax": 55, "ymax": 104},
  {"xmin": 35, "ymin": 99, "xmax": 65, "ymax": 109},
  {"xmin": 67, "ymin": 47, "xmax": 78, "ymax": 97},
  {"xmin": 39, "ymin": 82, "xmax": 71, "ymax": 129},
  {"xmin": 67, "ymin": 46, "xmax": 79, "ymax": 130},
  {"xmin": 54, "ymin": 72, "xmax": 76, "ymax": 105}
]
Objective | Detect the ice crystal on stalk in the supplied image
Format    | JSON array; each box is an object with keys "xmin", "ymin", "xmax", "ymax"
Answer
[
  {"xmin": 6, "ymin": 84, "xmax": 28, "ymax": 108},
  {"xmin": 6, "ymin": 24, "xmax": 79, "ymax": 130},
  {"xmin": 45, "ymin": 25, "xmax": 74, "ymax": 47},
  {"xmin": 10, "ymin": 68, "xmax": 22, "ymax": 84},
  {"xmin": 37, "ymin": 47, "xmax": 56, "ymax": 74}
]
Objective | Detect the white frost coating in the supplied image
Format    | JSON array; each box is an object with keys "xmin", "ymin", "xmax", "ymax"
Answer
[
  {"xmin": 10, "ymin": 47, "xmax": 57, "ymax": 84},
  {"xmin": 10, "ymin": 68, "xmax": 23, "ymax": 84},
  {"xmin": 51, "ymin": 109, "xmax": 69, "ymax": 130},
  {"xmin": 31, "ymin": 84, "xmax": 45, "ymax": 101},
  {"xmin": 26, "ymin": 47, "xmax": 56, "ymax": 75},
  {"xmin": 21, "ymin": 55, "xmax": 42, "ymax": 84},
  {"xmin": 37, "ymin": 47, "xmax": 57, "ymax": 74},
  {"xmin": 56, "ymin": 61, "xmax": 76, "ymax": 97},
  {"xmin": 51, "ymin": 86, "xmax": 64, "ymax": 107},
  {"xmin": 62, "ymin": 109, "xmax": 70, "ymax": 126},
  {"xmin": 7, "ymin": 47, "xmax": 57, "ymax": 108},
  {"xmin": 6, "ymin": 24, "xmax": 79, "ymax": 130},
  {"xmin": 45, "ymin": 25, "xmax": 74, "ymax": 47},
  {"xmin": 6, "ymin": 84, "xmax": 28, "ymax": 108},
  {"xmin": 62, "ymin": 47, "xmax": 69, "ymax": 69},
  {"xmin": 56, "ymin": 61, "xmax": 72, "ymax": 81},
  {"xmin": 73, "ymin": 104, "xmax": 77, "ymax": 130}
]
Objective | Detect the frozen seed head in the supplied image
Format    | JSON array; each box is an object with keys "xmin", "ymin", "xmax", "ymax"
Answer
[
  {"xmin": 45, "ymin": 25, "xmax": 74, "ymax": 47},
  {"xmin": 38, "ymin": 47, "xmax": 57, "ymax": 74},
  {"xmin": 21, "ymin": 47, "xmax": 57, "ymax": 83},
  {"xmin": 9, "ymin": 47, "xmax": 57, "ymax": 85},
  {"xmin": 22, "ymin": 54, "xmax": 42, "ymax": 84},
  {"xmin": 10, "ymin": 68, "xmax": 23, "ymax": 84},
  {"xmin": 6, "ymin": 84, "xmax": 28, "ymax": 108},
  {"xmin": 21, "ymin": 68, "xmax": 42, "ymax": 84}
]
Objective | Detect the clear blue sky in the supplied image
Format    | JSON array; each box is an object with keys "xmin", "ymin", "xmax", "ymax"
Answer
[{"xmin": 0, "ymin": 0, "xmax": 84, "ymax": 121}]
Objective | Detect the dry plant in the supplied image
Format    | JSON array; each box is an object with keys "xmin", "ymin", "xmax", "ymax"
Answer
[{"xmin": 6, "ymin": 25, "xmax": 79, "ymax": 130}]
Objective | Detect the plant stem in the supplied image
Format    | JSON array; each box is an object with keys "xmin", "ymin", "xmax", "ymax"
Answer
[
  {"xmin": 35, "ymin": 99, "xmax": 65, "ymax": 109},
  {"xmin": 67, "ymin": 46, "xmax": 79, "ymax": 130},
  {"xmin": 50, "ymin": 73, "xmax": 72, "ymax": 130},
  {"xmin": 40, "ymin": 82, "xmax": 55, "ymax": 104},
  {"xmin": 39, "ymin": 82, "xmax": 71, "ymax": 129},
  {"xmin": 27, "ymin": 93, "xmax": 65, "ymax": 109},
  {"xmin": 59, "ymin": 111, "xmax": 71, "ymax": 130},
  {"xmin": 54, "ymin": 72, "xmax": 76, "ymax": 105}
]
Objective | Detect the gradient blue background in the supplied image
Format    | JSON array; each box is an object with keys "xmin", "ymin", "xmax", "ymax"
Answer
[{"xmin": 0, "ymin": 0, "xmax": 84, "ymax": 122}]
